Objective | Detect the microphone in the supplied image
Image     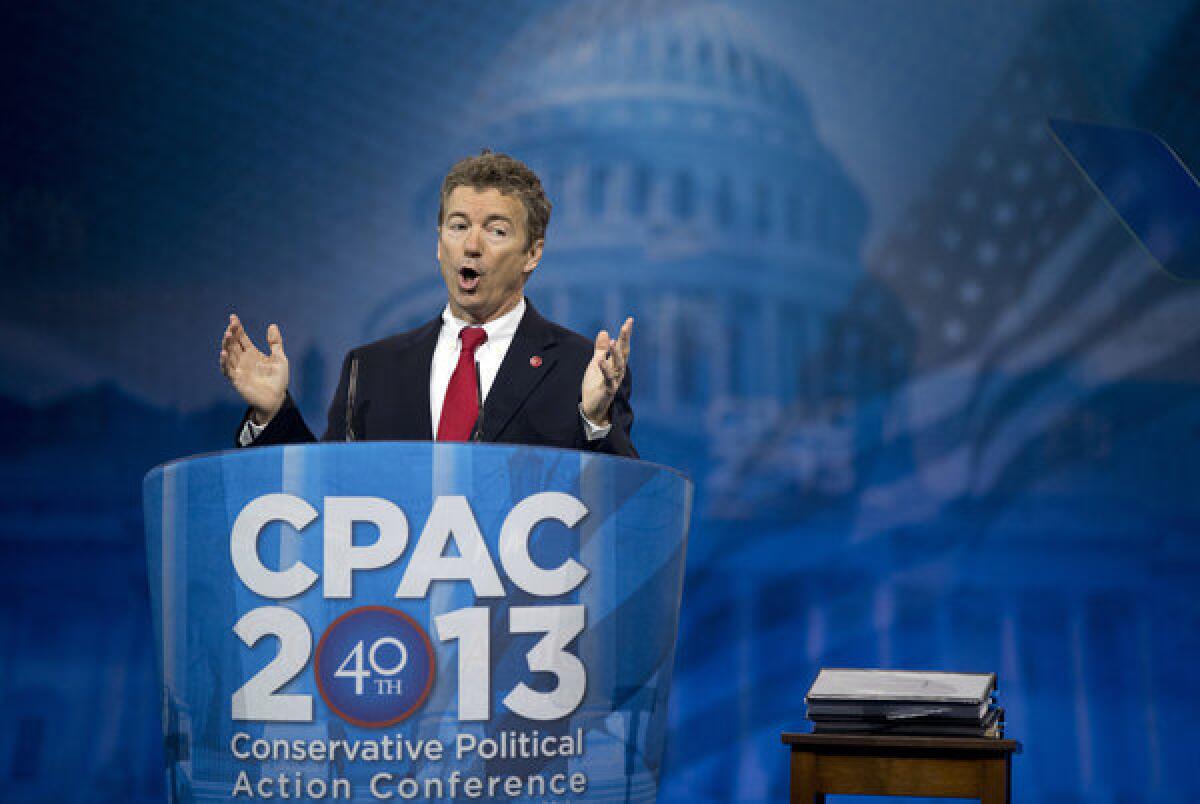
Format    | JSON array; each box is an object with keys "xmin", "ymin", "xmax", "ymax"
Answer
[
  {"xmin": 470, "ymin": 360, "xmax": 485, "ymax": 442},
  {"xmin": 345, "ymin": 356, "xmax": 359, "ymax": 441}
]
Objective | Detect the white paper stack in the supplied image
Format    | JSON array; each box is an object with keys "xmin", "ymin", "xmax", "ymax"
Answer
[{"xmin": 805, "ymin": 669, "xmax": 1003, "ymax": 737}]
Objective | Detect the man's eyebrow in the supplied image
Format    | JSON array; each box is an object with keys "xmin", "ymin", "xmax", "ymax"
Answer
[{"xmin": 444, "ymin": 212, "xmax": 513, "ymax": 225}]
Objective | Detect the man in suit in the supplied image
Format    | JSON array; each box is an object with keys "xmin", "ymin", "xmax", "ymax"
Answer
[{"xmin": 219, "ymin": 151, "xmax": 636, "ymax": 457}]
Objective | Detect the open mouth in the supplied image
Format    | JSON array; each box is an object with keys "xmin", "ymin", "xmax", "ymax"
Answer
[{"xmin": 458, "ymin": 266, "xmax": 481, "ymax": 292}]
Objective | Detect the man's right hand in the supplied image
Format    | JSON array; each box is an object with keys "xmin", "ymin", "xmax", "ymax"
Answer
[{"xmin": 219, "ymin": 313, "xmax": 289, "ymax": 426}]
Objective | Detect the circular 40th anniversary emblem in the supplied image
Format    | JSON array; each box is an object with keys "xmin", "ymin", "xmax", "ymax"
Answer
[{"xmin": 314, "ymin": 606, "xmax": 436, "ymax": 727}]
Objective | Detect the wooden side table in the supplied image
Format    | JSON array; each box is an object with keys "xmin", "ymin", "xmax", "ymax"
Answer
[{"xmin": 781, "ymin": 733, "xmax": 1020, "ymax": 803}]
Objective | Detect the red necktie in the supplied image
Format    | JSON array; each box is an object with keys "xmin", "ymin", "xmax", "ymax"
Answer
[{"xmin": 436, "ymin": 327, "xmax": 488, "ymax": 441}]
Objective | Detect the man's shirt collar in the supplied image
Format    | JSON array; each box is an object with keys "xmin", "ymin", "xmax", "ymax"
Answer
[{"xmin": 440, "ymin": 298, "xmax": 525, "ymax": 344}]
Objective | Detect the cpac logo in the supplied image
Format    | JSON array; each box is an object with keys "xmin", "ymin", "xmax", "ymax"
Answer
[
  {"xmin": 229, "ymin": 492, "xmax": 589, "ymax": 725},
  {"xmin": 231, "ymin": 491, "xmax": 589, "ymax": 600}
]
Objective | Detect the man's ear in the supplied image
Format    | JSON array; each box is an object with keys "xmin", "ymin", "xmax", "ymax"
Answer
[
  {"xmin": 523, "ymin": 239, "xmax": 544, "ymax": 276},
  {"xmin": 436, "ymin": 232, "xmax": 442, "ymax": 264}
]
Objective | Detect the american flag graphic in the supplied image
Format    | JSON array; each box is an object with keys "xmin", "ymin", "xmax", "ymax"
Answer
[{"xmin": 709, "ymin": 6, "xmax": 1200, "ymax": 531}]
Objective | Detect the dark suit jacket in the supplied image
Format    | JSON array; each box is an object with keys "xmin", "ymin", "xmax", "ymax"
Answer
[{"xmin": 238, "ymin": 301, "xmax": 637, "ymax": 458}]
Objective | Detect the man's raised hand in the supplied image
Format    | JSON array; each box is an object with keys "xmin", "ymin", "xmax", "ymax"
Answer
[
  {"xmin": 219, "ymin": 313, "xmax": 289, "ymax": 426},
  {"xmin": 581, "ymin": 317, "xmax": 633, "ymax": 427}
]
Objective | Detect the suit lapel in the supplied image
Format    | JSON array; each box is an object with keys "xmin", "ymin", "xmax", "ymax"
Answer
[
  {"xmin": 480, "ymin": 302, "xmax": 559, "ymax": 441},
  {"xmin": 394, "ymin": 316, "xmax": 441, "ymax": 440}
]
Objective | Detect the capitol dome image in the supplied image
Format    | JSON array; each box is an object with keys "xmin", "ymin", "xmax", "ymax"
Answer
[{"xmin": 365, "ymin": 0, "xmax": 875, "ymax": 489}]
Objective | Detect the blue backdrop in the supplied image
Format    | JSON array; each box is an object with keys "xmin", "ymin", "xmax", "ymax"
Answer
[{"xmin": 1, "ymin": 1, "xmax": 1198, "ymax": 801}]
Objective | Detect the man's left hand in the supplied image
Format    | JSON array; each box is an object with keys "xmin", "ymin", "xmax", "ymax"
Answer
[{"xmin": 581, "ymin": 317, "xmax": 633, "ymax": 426}]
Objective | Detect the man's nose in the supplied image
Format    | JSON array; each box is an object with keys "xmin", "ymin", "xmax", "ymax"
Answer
[{"xmin": 463, "ymin": 226, "xmax": 483, "ymax": 256}]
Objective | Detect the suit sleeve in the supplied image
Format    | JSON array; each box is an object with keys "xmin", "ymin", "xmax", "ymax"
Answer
[
  {"xmin": 584, "ymin": 369, "xmax": 637, "ymax": 459},
  {"xmin": 232, "ymin": 392, "xmax": 316, "ymax": 447}
]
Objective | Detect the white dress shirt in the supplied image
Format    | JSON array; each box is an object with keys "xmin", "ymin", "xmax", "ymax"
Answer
[
  {"xmin": 430, "ymin": 299, "xmax": 525, "ymax": 434},
  {"xmin": 241, "ymin": 298, "xmax": 610, "ymax": 444}
]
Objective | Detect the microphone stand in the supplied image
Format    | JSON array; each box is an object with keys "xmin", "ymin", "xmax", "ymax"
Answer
[
  {"xmin": 345, "ymin": 356, "xmax": 359, "ymax": 441},
  {"xmin": 470, "ymin": 360, "xmax": 485, "ymax": 442}
]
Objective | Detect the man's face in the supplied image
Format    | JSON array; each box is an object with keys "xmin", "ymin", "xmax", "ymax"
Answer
[{"xmin": 437, "ymin": 186, "xmax": 542, "ymax": 325}]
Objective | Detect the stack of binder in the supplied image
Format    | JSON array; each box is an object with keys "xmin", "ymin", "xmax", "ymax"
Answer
[{"xmin": 805, "ymin": 669, "xmax": 1003, "ymax": 738}]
